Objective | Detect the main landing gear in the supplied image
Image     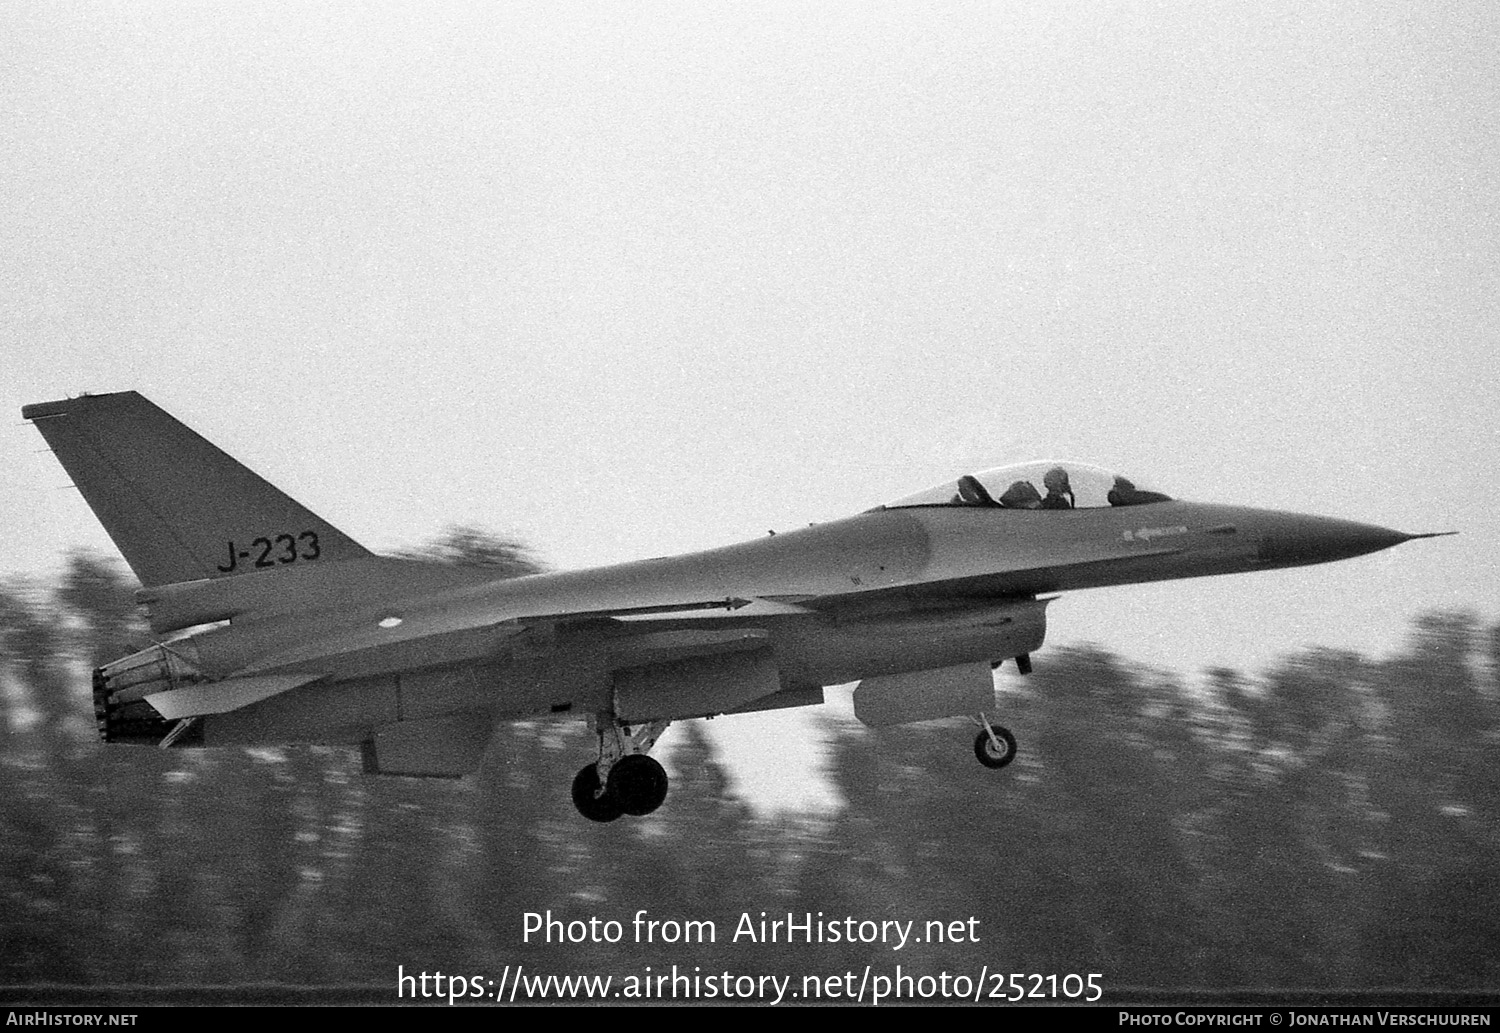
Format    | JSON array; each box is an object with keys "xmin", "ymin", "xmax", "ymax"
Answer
[{"xmin": 572, "ymin": 717, "xmax": 672, "ymax": 823}]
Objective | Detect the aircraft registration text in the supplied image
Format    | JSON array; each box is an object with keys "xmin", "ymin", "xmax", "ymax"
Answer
[{"xmin": 217, "ymin": 531, "xmax": 322, "ymax": 573}]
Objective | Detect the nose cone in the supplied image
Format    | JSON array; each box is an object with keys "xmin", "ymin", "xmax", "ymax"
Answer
[{"xmin": 1256, "ymin": 514, "xmax": 1419, "ymax": 569}]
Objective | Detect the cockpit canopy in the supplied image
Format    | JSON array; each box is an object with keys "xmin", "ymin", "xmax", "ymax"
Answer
[{"xmin": 884, "ymin": 461, "xmax": 1172, "ymax": 511}]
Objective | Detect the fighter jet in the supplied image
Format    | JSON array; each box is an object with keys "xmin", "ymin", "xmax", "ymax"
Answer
[{"xmin": 23, "ymin": 392, "xmax": 1450, "ymax": 821}]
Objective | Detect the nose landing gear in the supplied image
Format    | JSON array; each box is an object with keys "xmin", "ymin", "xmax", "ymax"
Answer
[
  {"xmin": 973, "ymin": 720, "xmax": 1018, "ymax": 769},
  {"xmin": 971, "ymin": 652, "xmax": 1026, "ymax": 769}
]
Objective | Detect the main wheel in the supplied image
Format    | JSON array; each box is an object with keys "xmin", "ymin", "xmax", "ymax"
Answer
[
  {"xmin": 974, "ymin": 724, "xmax": 1018, "ymax": 769},
  {"xmin": 572, "ymin": 763, "xmax": 624, "ymax": 822},
  {"xmin": 610, "ymin": 754, "xmax": 669, "ymax": 816}
]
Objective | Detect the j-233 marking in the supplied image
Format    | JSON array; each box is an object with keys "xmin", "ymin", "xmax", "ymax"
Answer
[{"xmin": 218, "ymin": 531, "xmax": 321, "ymax": 573}]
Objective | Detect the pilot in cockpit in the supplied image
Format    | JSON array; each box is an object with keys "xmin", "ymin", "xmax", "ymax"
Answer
[
  {"xmin": 998, "ymin": 480, "xmax": 1042, "ymax": 509},
  {"xmin": 956, "ymin": 474, "xmax": 996, "ymax": 506},
  {"xmin": 1108, "ymin": 475, "xmax": 1171, "ymax": 506},
  {"xmin": 1040, "ymin": 467, "xmax": 1074, "ymax": 509}
]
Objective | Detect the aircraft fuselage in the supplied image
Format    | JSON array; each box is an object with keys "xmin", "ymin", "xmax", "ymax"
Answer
[{"xmin": 148, "ymin": 498, "xmax": 1411, "ymax": 749}]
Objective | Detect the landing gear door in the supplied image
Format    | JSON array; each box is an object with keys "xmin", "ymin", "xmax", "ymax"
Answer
[{"xmin": 853, "ymin": 662, "xmax": 995, "ymax": 728}]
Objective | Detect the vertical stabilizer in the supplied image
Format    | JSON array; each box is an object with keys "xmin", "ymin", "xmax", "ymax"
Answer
[{"xmin": 23, "ymin": 392, "xmax": 372, "ymax": 587}]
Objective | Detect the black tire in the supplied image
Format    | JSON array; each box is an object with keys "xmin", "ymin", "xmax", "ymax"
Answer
[
  {"xmin": 572, "ymin": 763, "xmax": 624, "ymax": 822},
  {"xmin": 974, "ymin": 724, "xmax": 1018, "ymax": 769},
  {"xmin": 611, "ymin": 754, "xmax": 669, "ymax": 816}
]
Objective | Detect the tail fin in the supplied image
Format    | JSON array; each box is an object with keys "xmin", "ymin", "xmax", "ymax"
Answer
[{"xmin": 23, "ymin": 391, "xmax": 372, "ymax": 587}]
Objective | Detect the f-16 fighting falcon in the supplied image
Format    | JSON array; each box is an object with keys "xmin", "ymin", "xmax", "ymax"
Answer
[{"xmin": 23, "ymin": 392, "xmax": 1451, "ymax": 821}]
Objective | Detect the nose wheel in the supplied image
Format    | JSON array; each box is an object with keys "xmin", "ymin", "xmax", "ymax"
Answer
[{"xmin": 973, "ymin": 720, "xmax": 1017, "ymax": 769}]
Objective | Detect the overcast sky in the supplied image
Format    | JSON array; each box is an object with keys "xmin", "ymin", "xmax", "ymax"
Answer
[{"xmin": 3, "ymin": 2, "xmax": 1496, "ymax": 808}]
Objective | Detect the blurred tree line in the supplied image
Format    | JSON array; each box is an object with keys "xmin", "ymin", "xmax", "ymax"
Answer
[{"xmin": 1, "ymin": 533, "xmax": 1496, "ymax": 997}]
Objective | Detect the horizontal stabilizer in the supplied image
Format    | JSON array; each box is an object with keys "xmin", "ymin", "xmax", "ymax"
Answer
[{"xmin": 146, "ymin": 672, "xmax": 323, "ymax": 719}]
